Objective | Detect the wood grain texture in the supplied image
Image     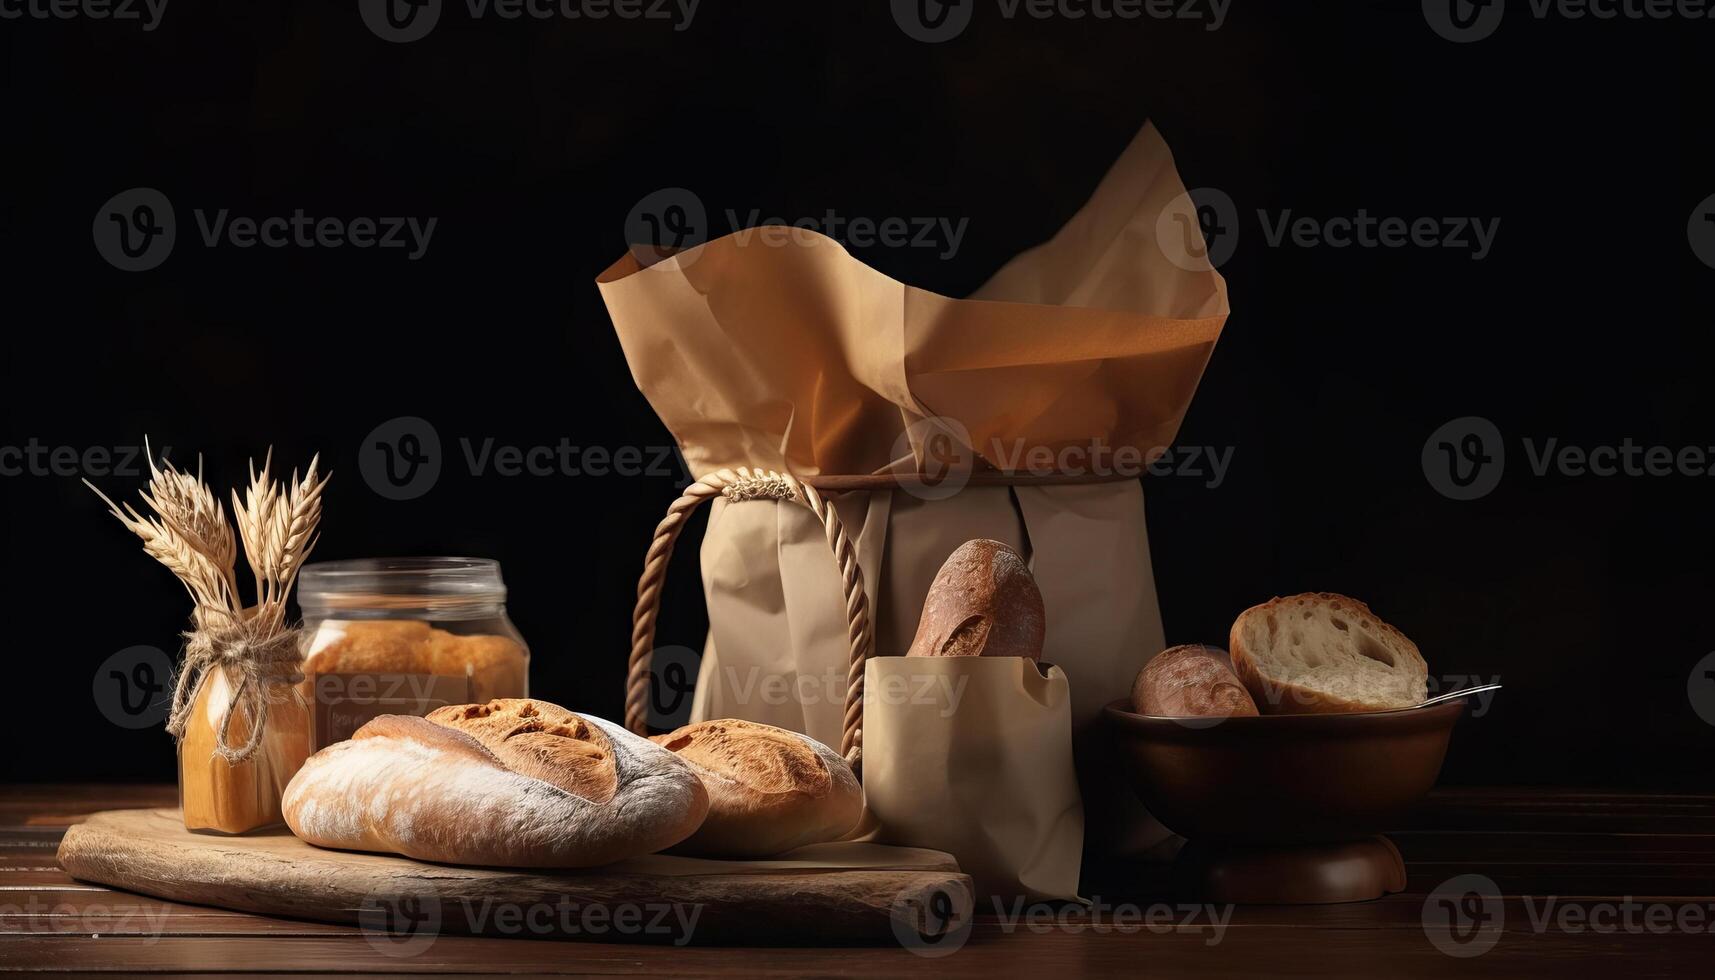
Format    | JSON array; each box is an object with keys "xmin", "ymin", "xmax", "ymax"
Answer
[
  {"xmin": 53, "ymin": 809, "xmax": 972, "ymax": 946},
  {"xmin": 9, "ymin": 787, "xmax": 1715, "ymax": 975}
]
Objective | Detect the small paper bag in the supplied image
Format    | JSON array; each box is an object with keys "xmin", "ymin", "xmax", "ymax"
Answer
[{"xmin": 860, "ymin": 656, "xmax": 1083, "ymax": 901}]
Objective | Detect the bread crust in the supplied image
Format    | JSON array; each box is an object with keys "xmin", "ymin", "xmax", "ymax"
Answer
[
  {"xmin": 283, "ymin": 701, "xmax": 708, "ymax": 867},
  {"xmin": 650, "ymin": 719, "xmax": 862, "ymax": 858},
  {"xmin": 906, "ymin": 539, "xmax": 1044, "ymax": 661},
  {"xmin": 1131, "ymin": 645, "xmax": 1258, "ymax": 717},
  {"xmin": 1229, "ymin": 593, "xmax": 1428, "ymax": 713}
]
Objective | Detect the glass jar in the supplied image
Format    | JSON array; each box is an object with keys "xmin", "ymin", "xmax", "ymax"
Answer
[
  {"xmin": 180, "ymin": 659, "xmax": 311, "ymax": 835},
  {"xmin": 296, "ymin": 557, "xmax": 530, "ymax": 755}
]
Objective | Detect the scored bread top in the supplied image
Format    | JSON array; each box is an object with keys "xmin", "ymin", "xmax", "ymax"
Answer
[
  {"xmin": 650, "ymin": 718, "xmax": 832, "ymax": 800},
  {"xmin": 1229, "ymin": 593, "xmax": 1429, "ymax": 712},
  {"xmin": 906, "ymin": 538, "xmax": 1045, "ymax": 660},
  {"xmin": 425, "ymin": 699, "xmax": 618, "ymax": 803},
  {"xmin": 1133, "ymin": 644, "xmax": 1258, "ymax": 717}
]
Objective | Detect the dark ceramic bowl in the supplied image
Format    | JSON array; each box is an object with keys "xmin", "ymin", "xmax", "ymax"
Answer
[{"xmin": 1102, "ymin": 699, "xmax": 1463, "ymax": 845}]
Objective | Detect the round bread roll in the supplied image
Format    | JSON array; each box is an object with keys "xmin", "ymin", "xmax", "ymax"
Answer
[
  {"xmin": 906, "ymin": 538, "xmax": 1045, "ymax": 660},
  {"xmin": 1131, "ymin": 644, "xmax": 1258, "ymax": 717},
  {"xmin": 649, "ymin": 719, "xmax": 863, "ymax": 858},
  {"xmin": 283, "ymin": 699, "xmax": 708, "ymax": 867}
]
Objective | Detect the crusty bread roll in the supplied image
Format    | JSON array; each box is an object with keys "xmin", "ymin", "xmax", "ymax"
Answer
[
  {"xmin": 1131, "ymin": 645, "xmax": 1258, "ymax": 717},
  {"xmin": 283, "ymin": 699, "xmax": 708, "ymax": 867},
  {"xmin": 650, "ymin": 719, "xmax": 862, "ymax": 858},
  {"xmin": 1229, "ymin": 593, "xmax": 1429, "ymax": 713},
  {"xmin": 906, "ymin": 539, "xmax": 1045, "ymax": 660}
]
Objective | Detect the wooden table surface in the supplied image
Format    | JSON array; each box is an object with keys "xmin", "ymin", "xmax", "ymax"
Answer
[{"xmin": 3, "ymin": 785, "xmax": 1711, "ymax": 977}]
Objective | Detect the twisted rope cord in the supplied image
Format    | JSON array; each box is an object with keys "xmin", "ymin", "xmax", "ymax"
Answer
[{"xmin": 626, "ymin": 467, "xmax": 873, "ymax": 768}]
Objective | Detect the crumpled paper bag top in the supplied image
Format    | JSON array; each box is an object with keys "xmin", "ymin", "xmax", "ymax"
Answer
[{"xmin": 597, "ymin": 122, "xmax": 1228, "ymax": 482}]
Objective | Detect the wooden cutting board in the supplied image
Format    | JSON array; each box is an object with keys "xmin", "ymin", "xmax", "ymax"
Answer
[{"xmin": 57, "ymin": 809, "xmax": 974, "ymax": 946}]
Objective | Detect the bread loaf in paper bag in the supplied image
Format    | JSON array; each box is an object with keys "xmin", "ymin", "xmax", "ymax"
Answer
[{"xmin": 596, "ymin": 122, "xmax": 1228, "ymax": 892}]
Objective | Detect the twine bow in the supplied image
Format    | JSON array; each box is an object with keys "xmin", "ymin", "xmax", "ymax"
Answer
[{"xmin": 166, "ymin": 617, "xmax": 305, "ymax": 764}]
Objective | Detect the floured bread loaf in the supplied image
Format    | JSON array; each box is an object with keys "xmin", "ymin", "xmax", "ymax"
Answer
[
  {"xmin": 283, "ymin": 699, "xmax": 707, "ymax": 867},
  {"xmin": 650, "ymin": 719, "xmax": 862, "ymax": 858},
  {"xmin": 1229, "ymin": 593, "xmax": 1428, "ymax": 713}
]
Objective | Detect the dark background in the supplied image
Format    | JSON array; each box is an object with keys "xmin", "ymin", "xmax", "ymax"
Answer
[{"xmin": 3, "ymin": 1, "xmax": 1710, "ymax": 787}]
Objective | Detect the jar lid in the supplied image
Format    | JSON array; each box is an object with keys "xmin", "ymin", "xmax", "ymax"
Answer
[{"xmin": 298, "ymin": 557, "xmax": 506, "ymax": 612}]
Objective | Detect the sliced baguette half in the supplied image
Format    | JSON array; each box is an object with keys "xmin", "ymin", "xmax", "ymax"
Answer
[{"xmin": 1229, "ymin": 593, "xmax": 1428, "ymax": 713}]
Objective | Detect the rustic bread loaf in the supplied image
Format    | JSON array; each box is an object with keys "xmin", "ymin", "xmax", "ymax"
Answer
[
  {"xmin": 906, "ymin": 539, "xmax": 1045, "ymax": 660},
  {"xmin": 282, "ymin": 699, "xmax": 707, "ymax": 867},
  {"xmin": 650, "ymin": 718, "xmax": 863, "ymax": 858},
  {"xmin": 1229, "ymin": 593, "xmax": 1429, "ymax": 713},
  {"xmin": 1131, "ymin": 645, "xmax": 1258, "ymax": 717}
]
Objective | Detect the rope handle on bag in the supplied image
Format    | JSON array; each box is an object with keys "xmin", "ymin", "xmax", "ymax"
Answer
[{"xmin": 627, "ymin": 467, "xmax": 873, "ymax": 769}]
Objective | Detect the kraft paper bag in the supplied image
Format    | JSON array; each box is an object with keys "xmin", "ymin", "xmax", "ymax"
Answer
[
  {"xmin": 860, "ymin": 656, "xmax": 1083, "ymax": 901},
  {"xmin": 597, "ymin": 122, "xmax": 1229, "ymax": 874}
]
